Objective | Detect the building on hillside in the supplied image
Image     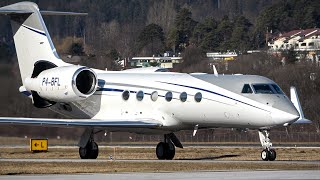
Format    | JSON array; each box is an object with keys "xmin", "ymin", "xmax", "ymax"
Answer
[
  {"xmin": 268, "ymin": 28, "xmax": 320, "ymax": 52},
  {"xmin": 130, "ymin": 52, "xmax": 183, "ymax": 69},
  {"xmin": 206, "ymin": 51, "xmax": 238, "ymax": 61},
  {"xmin": 268, "ymin": 28, "xmax": 320, "ymax": 63}
]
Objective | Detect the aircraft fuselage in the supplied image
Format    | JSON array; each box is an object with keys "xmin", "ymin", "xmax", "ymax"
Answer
[{"xmin": 48, "ymin": 71, "xmax": 299, "ymax": 133}]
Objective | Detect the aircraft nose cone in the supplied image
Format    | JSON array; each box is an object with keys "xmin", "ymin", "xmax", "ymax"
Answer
[
  {"xmin": 272, "ymin": 99, "xmax": 300, "ymax": 124},
  {"xmin": 271, "ymin": 110, "xmax": 299, "ymax": 125}
]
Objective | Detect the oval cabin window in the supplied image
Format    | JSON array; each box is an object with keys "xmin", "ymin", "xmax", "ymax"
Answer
[
  {"xmin": 136, "ymin": 91, "xmax": 144, "ymax": 101},
  {"xmin": 151, "ymin": 91, "xmax": 158, "ymax": 101},
  {"xmin": 122, "ymin": 90, "xmax": 130, "ymax": 100},
  {"xmin": 180, "ymin": 92, "xmax": 187, "ymax": 102},
  {"xmin": 194, "ymin": 92, "xmax": 202, "ymax": 102},
  {"xmin": 165, "ymin": 91, "xmax": 173, "ymax": 102}
]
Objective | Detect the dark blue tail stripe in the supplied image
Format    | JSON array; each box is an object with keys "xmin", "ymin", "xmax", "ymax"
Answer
[{"xmin": 22, "ymin": 24, "xmax": 46, "ymax": 36}]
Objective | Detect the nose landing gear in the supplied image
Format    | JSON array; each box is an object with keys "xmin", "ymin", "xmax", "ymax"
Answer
[
  {"xmin": 259, "ymin": 129, "xmax": 276, "ymax": 161},
  {"xmin": 261, "ymin": 148, "xmax": 276, "ymax": 161}
]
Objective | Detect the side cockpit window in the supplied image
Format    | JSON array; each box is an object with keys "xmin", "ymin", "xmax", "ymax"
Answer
[
  {"xmin": 241, "ymin": 84, "xmax": 253, "ymax": 94},
  {"xmin": 252, "ymin": 84, "xmax": 274, "ymax": 94},
  {"xmin": 271, "ymin": 84, "xmax": 284, "ymax": 94}
]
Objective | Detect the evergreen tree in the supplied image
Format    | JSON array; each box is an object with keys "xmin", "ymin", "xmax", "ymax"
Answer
[
  {"xmin": 173, "ymin": 8, "xmax": 197, "ymax": 51},
  {"xmin": 192, "ymin": 17, "xmax": 218, "ymax": 46},
  {"xmin": 215, "ymin": 16, "xmax": 233, "ymax": 51},
  {"xmin": 229, "ymin": 16, "xmax": 252, "ymax": 52},
  {"xmin": 137, "ymin": 23, "xmax": 165, "ymax": 54},
  {"xmin": 167, "ymin": 28, "xmax": 180, "ymax": 53},
  {"xmin": 200, "ymin": 31, "xmax": 221, "ymax": 52}
]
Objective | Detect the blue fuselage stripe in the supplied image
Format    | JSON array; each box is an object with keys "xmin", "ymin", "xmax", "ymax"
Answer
[
  {"xmin": 97, "ymin": 88, "xmax": 123, "ymax": 92},
  {"xmin": 95, "ymin": 83, "xmax": 267, "ymax": 112},
  {"xmin": 157, "ymin": 81, "xmax": 267, "ymax": 111}
]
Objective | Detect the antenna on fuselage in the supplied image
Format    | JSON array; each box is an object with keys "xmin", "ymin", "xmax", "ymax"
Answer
[{"xmin": 212, "ymin": 65, "xmax": 218, "ymax": 77}]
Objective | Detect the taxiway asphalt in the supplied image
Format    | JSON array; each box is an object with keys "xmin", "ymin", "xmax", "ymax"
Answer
[
  {"xmin": 1, "ymin": 158, "xmax": 320, "ymax": 165},
  {"xmin": 0, "ymin": 170, "xmax": 319, "ymax": 180}
]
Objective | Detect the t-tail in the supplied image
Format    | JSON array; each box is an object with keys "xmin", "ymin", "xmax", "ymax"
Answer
[
  {"xmin": 0, "ymin": 2, "xmax": 97, "ymax": 108},
  {"xmin": 0, "ymin": 2, "xmax": 68, "ymax": 83}
]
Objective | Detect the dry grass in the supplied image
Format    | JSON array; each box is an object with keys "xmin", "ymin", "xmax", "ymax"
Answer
[
  {"xmin": 0, "ymin": 161, "xmax": 318, "ymax": 175},
  {"xmin": 0, "ymin": 137, "xmax": 78, "ymax": 146},
  {"xmin": 0, "ymin": 147, "xmax": 320, "ymax": 175}
]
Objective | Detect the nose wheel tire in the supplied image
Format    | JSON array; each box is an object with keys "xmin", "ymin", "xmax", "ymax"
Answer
[
  {"xmin": 156, "ymin": 142, "xmax": 175, "ymax": 160},
  {"xmin": 261, "ymin": 149, "xmax": 269, "ymax": 161},
  {"xmin": 79, "ymin": 141, "xmax": 99, "ymax": 159},
  {"xmin": 268, "ymin": 149, "xmax": 276, "ymax": 161},
  {"xmin": 261, "ymin": 149, "xmax": 276, "ymax": 161}
]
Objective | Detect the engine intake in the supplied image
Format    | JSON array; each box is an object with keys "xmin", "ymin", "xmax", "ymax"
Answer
[{"xmin": 74, "ymin": 68, "xmax": 97, "ymax": 95}]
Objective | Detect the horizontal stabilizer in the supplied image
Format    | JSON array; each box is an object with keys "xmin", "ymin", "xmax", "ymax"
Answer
[
  {"xmin": 0, "ymin": 117, "xmax": 162, "ymax": 128},
  {"xmin": 0, "ymin": 9, "xmax": 32, "ymax": 14},
  {"xmin": 40, "ymin": 11, "xmax": 87, "ymax": 16},
  {"xmin": 0, "ymin": 9, "xmax": 87, "ymax": 16}
]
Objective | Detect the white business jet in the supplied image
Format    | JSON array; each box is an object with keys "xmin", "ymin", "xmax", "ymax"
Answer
[{"xmin": 0, "ymin": 2, "xmax": 310, "ymax": 161}]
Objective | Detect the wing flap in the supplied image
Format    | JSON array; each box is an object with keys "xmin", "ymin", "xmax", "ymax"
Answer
[{"xmin": 0, "ymin": 117, "xmax": 162, "ymax": 128}]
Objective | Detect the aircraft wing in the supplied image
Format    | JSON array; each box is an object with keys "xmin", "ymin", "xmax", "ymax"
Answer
[{"xmin": 0, "ymin": 117, "xmax": 162, "ymax": 128}]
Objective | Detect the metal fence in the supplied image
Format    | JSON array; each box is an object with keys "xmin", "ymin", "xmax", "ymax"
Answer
[{"xmin": 95, "ymin": 130, "xmax": 320, "ymax": 144}]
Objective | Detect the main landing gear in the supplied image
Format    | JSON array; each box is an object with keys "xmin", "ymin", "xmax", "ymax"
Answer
[
  {"xmin": 78, "ymin": 128, "xmax": 99, "ymax": 159},
  {"xmin": 156, "ymin": 133, "xmax": 183, "ymax": 160},
  {"xmin": 79, "ymin": 140, "xmax": 99, "ymax": 159},
  {"xmin": 259, "ymin": 129, "xmax": 276, "ymax": 161}
]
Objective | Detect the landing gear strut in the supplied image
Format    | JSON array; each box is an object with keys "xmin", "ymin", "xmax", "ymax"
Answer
[
  {"xmin": 156, "ymin": 134, "xmax": 175, "ymax": 160},
  {"xmin": 78, "ymin": 128, "xmax": 99, "ymax": 159},
  {"xmin": 259, "ymin": 129, "xmax": 276, "ymax": 161}
]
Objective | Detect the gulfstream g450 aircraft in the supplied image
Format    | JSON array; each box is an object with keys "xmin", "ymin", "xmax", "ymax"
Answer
[{"xmin": 0, "ymin": 2, "xmax": 310, "ymax": 161}]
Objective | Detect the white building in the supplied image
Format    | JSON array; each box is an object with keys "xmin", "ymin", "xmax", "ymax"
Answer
[
  {"xmin": 206, "ymin": 51, "xmax": 238, "ymax": 61},
  {"xmin": 130, "ymin": 56, "xmax": 183, "ymax": 69},
  {"xmin": 268, "ymin": 28, "xmax": 320, "ymax": 51}
]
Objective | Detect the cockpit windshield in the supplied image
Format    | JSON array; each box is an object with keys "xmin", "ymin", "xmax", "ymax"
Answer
[
  {"xmin": 241, "ymin": 84, "xmax": 285, "ymax": 95},
  {"xmin": 252, "ymin": 84, "xmax": 274, "ymax": 94},
  {"xmin": 241, "ymin": 84, "xmax": 253, "ymax": 93},
  {"xmin": 271, "ymin": 84, "xmax": 284, "ymax": 94}
]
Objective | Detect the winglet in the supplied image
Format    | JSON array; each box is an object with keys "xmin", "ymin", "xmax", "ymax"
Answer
[{"xmin": 290, "ymin": 86, "xmax": 312, "ymax": 124}]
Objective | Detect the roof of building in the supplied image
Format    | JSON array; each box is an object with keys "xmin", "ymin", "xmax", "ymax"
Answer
[{"xmin": 276, "ymin": 28, "xmax": 320, "ymax": 41}]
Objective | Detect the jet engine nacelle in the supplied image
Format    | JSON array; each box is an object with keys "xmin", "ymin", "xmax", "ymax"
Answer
[{"xmin": 25, "ymin": 65, "xmax": 97, "ymax": 103}]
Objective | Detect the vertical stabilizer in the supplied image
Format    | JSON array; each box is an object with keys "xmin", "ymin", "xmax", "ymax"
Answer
[{"xmin": 0, "ymin": 2, "xmax": 66, "ymax": 84}]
